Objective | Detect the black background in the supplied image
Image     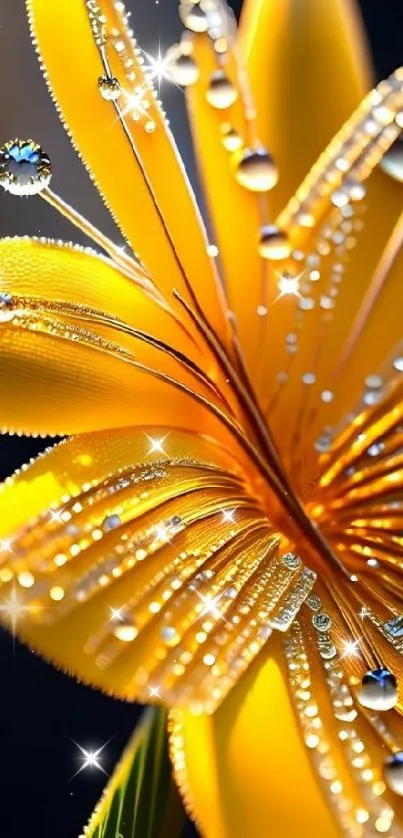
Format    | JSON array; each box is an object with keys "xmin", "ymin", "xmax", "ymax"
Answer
[{"xmin": 0, "ymin": 1, "xmax": 402, "ymax": 837}]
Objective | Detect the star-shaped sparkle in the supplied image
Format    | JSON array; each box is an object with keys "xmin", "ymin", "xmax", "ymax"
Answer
[
  {"xmin": 0, "ymin": 538, "xmax": 13, "ymax": 554},
  {"xmin": 146, "ymin": 434, "xmax": 168, "ymax": 456},
  {"xmin": 0, "ymin": 583, "xmax": 38, "ymax": 638},
  {"xmin": 108, "ymin": 606, "xmax": 125, "ymax": 622},
  {"xmin": 70, "ymin": 739, "xmax": 110, "ymax": 779},
  {"xmin": 339, "ymin": 638, "xmax": 363, "ymax": 661}
]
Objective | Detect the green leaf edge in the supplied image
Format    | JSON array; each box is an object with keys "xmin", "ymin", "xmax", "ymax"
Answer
[{"xmin": 78, "ymin": 707, "xmax": 186, "ymax": 838}]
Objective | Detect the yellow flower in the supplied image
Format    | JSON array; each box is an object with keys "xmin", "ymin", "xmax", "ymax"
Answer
[{"xmin": 0, "ymin": 0, "xmax": 403, "ymax": 836}]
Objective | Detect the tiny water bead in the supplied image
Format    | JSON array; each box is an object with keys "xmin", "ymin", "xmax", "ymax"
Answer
[
  {"xmin": 384, "ymin": 752, "xmax": 403, "ymax": 795},
  {"xmin": 235, "ymin": 147, "xmax": 278, "ymax": 192},
  {"xmin": 380, "ymin": 137, "xmax": 403, "ymax": 183},
  {"xmin": 0, "ymin": 139, "xmax": 51, "ymax": 196},
  {"xmin": 221, "ymin": 125, "xmax": 242, "ymax": 152},
  {"xmin": 98, "ymin": 75, "xmax": 121, "ymax": 100},
  {"xmin": 169, "ymin": 53, "xmax": 199, "ymax": 86},
  {"xmin": 0, "ymin": 293, "xmax": 14, "ymax": 323},
  {"xmin": 258, "ymin": 226, "xmax": 291, "ymax": 260},
  {"xmin": 180, "ymin": 1, "xmax": 208, "ymax": 33},
  {"xmin": 206, "ymin": 70, "xmax": 237, "ymax": 109},
  {"xmin": 357, "ymin": 668, "xmax": 398, "ymax": 712}
]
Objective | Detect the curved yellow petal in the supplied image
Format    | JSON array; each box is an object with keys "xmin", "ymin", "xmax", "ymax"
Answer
[
  {"xmin": 0, "ymin": 237, "xmax": 234, "ymax": 440},
  {"xmin": 26, "ymin": 0, "xmax": 231, "ymax": 346},
  {"xmin": 239, "ymin": 0, "xmax": 372, "ymax": 215},
  {"xmin": 0, "ymin": 427, "xmax": 260, "ymax": 703},
  {"xmin": 171, "ymin": 636, "xmax": 339, "ymax": 838},
  {"xmin": 184, "ymin": 0, "xmax": 372, "ymax": 383},
  {"xmin": 172, "ymin": 590, "xmax": 403, "ymax": 836},
  {"xmin": 266, "ymin": 167, "xmax": 403, "ymax": 481},
  {"xmin": 185, "ymin": 36, "xmax": 268, "ymax": 382}
]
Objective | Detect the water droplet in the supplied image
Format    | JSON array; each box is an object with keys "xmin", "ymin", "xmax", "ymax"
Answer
[
  {"xmin": 98, "ymin": 75, "xmax": 121, "ymax": 100},
  {"xmin": 358, "ymin": 668, "xmax": 397, "ymax": 712},
  {"xmin": 102, "ymin": 514, "xmax": 121, "ymax": 531},
  {"xmin": 221, "ymin": 125, "xmax": 242, "ymax": 152},
  {"xmin": 381, "ymin": 138, "xmax": 403, "ymax": 183},
  {"xmin": 169, "ymin": 53, "xmax": 199, "ymax": 86},
  {"xmin": 235, "ymin": 147, "xmax": 278, "ymax": 192},
  {"xmin": 258, "ymin": 225, "xmax": 290, "ymax": 260},
  {"xmin": 0, "ymin": 139, "xmax": 51, "ymax": 196},
  {"xmin": 180, "ymin": 3, "xmax": 208, "ymax": 33},
  {"xmin": 384, "ymin": 751, "xmax": 403, "ymax": 795},
  {"xmin": 206, "ymin": 70, "xmax": 237, "ymax": 109}
]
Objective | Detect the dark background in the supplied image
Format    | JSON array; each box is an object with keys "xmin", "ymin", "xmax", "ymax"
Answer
[{"xmin": 0, "ymin": 1, "xmax": 402, "ymax": 836}]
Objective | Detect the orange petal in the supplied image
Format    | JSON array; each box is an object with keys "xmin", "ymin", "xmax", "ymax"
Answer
[
  {"xmin": 266, "ymin": 168, "xmax": 403, "ymax": 482},
  {"xmin": 239, "ymin": 0, "xmax": 372, "ymax": 215},
  {"xmin": 26, "ymin": 0, "xmax": 231, "ymax": 347},
  {"xmin": 185, "ymin": 35, "xmax": 267, "ymax": 383},
  {"xmin": 170, "ymin": 636, "xmax": 339, "ymax": 838},
  {"xmin": 0, "ymin": 237, "xmax": 234, "ymax": 440},
  {"xmin": 0, "ymin": 426, "xmax": 287, "ymax": 706},
  {"xmin": 172, "ymin": 589, "xmax": 403, "ymax": 836},
  {"xmin": 184, "ymin": 0, "xmax": 371, "ymax": 384}
]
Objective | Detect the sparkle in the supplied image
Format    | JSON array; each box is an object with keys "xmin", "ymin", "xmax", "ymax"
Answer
[
  {"xmin": 222, "ymin": 508, "xmax": 236, "ymax": 523},
  {"xmin": 148, "ymin": 685, "xmax": 160, "ymax": 698},
  {"xmin": 274, "ymin": 269, "xmax": 305, "ymax": 301},
  {"xmin": 70, "ymin": 739, "xmax": 110, "ymax": 779},
  {"xmin": 153, "ymin": 522, "xmax": 170, "ymax": 542},
  {"xmin": 108, "ymin": 606, "xmax": 124, "ymax": 622},
  {"xmin": 339, "ymin": 637, "xmax": 363, "ymax": 661},
  {"xmin": 0, "ymin": 583, "xmax": 38, "ymax": 638},
  {"xmin": 146, "ymin": 434, "xmax": 168, "ymax": 456},
  {"xmin": 192, "ymin": 589, "xmax": 228, "ymax": 624},
  {"xmin": 141, "ymin": 44, "xmax": 175, "ymax": 91},
  {"xmin": 48, "ymin": 504, "xmax": 69, "ymax": 525},
  {"xmin": 0, "ymin": 538, "xmax": 13, "ymax": 553},
  {"xmin": 359, "ymin": 606, "xmax": 371, "ymax": 620}
]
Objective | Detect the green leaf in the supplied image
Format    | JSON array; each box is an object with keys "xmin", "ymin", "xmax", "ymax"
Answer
[{"xmin": 79, "ymin": 707, "xmax": 186, "ymax": 838}]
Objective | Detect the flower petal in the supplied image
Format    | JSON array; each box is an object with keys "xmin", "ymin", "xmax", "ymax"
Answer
[
  {"xmin": 239, "ymin": 0, "xmax": 372, "ymax": 215},
  {"xmin": 253, "ymin": 63, "xmax": 403, "ymax": 470},
  {"xmin": 0, "ymin": 237, "xmax": 235, "ymax": 438},
  {"xmin": 0, "ymin": 427, "xmax": 316, "ymax": 709},
  {"xmin": 26, "ymin": 0, "xmax": 231, "ymax": 345},
  {"xmin": 266, "ymin": 167, "xmax": 403, "ymax": 481},
  {"xmin": 185, "ymin": 35, "xmax": 267, "ymax": 382},
  {"xmin": 183, "ymin": 0, "xmax": 371, "ymax": 383},
  {"xmin": 171, "ymin": 593, "xmax": 403, "ymax": 837},
  {"xmin": 170, "ymin": 636, "xmax": 339, "ymax": 838}
]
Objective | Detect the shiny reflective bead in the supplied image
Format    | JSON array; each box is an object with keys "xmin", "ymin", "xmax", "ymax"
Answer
[
  {"xmin": 282, "ymin": 552, "xmax": 301, "ymax": 570},
  {"xmin": 102, "ymin": 514, "xmax": 121, "ymax": 531},
  {"xmin": 161, "ymin": 625, "xmax": 179, "ymax": 646},
  {"xmin": 98, "ymin": 75, "xmax": 121, "ymax": 100},
  {"xmin": 357, "ymin": 668, "xmax": 397, "ymax": 712},
  {"xmin": 206, "ymin": 71, "xmax": 237, "ymax": 109},
  {"xmin": 235, "ymin": 147, "xmax": 278, "ymax": 192},
  {"xmin": 258, "ymin": 225, "xmax": 291, "ymax": 260},
  {"xmin": 169, "ymin": 53, "xmax": 199, "ymax": 86},
  {"xmin": 295, "ymin": 208, "xmax": 315, "ymax": 227},
  {"xmin": 0, "ymin": 139, "xmax": 51, "ymax": 196},
  {"xmin": 221, "ymin": 125, "xmax": 242, "ymax": 152},
  {"xmin": 0, "ymin": 293, "xmax": 14, "ymax": 323},
  {"xmin": 331, "ymin": 188, "xmax": 349, "ymax": 208},
  {"xmin": 384, "ymin": 751, "xmax": 403, "ymax": 795},
  {"xmin": 344, "ymin": 177, "xmax": 366, "ymax": 202},
  {"xmin": 312, "ymin": 612, "xmax": 332, "ymax": 633},
  {"xmin": 180, "ymin": 2, "xmax": 208, "ymax": 33},
  {"xmin": 380, "ymin": 138, "xmax": 403, "ymax": 183}
]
